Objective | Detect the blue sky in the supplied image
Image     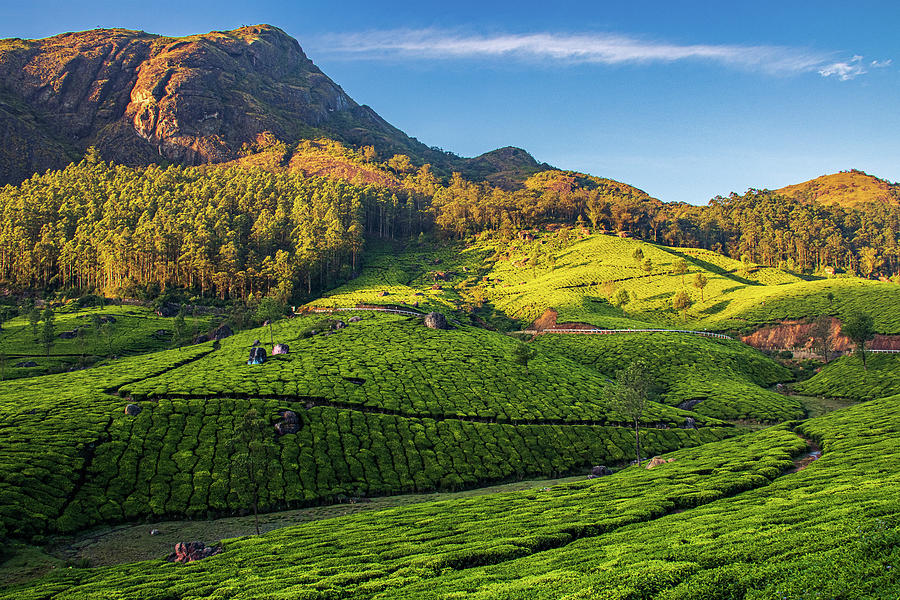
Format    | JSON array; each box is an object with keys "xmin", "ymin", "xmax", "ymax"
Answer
[{"xmin": 2, "ymin": 0, "xmax": 898, "ymax": 204}]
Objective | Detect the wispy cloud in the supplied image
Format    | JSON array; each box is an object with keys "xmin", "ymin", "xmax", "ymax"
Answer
[
  {"xmin": 318, "ymin": 29, "xmax": 884, "ymax": 80},
  {"xmin": 818, "ymin": 55, "xmax": 868, "ymax": 80}
]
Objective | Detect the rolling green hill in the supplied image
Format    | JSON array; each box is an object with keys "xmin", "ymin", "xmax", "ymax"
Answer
[
  {"xmin": 3, "ymin": 393, "xmax": 897, "ymax": 599},
  {"xmin": 316, "ymin": 233, "xmax": 900, "ymax": 334}
]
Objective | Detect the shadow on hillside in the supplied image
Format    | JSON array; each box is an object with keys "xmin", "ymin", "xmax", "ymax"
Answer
[{"xmin": 657, "ymin": 247, "xmax": 760, "ymax": 286}]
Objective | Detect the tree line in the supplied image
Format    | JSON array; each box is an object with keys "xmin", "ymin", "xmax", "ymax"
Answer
[{"xmin": 0, "ymin": 147, "xmax": 897, "ymax": 302}]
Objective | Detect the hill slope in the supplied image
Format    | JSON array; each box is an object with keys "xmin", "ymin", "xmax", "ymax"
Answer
[
  {"xmin": 777, "ymin": 169, "xmax": 900, "ymax": 208},
  {"xmin": 0, "ymin": 25, "xmax": 553, "ymax": 187}
]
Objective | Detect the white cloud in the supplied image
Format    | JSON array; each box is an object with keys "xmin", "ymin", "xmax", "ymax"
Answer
[
  {"xmin": 871, "ymin": 59, "xmax": 893, "ymax": 68},
  {"xmin": 317, "ymin": 29, "xmax": 876, "ymax": 80},
  {"xmin": 818, "ymin": 55, "xmax": 867, "ymax": 80}
]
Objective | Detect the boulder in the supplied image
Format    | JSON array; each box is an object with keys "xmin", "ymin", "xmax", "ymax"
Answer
[
  {"xmin": 172, "ymin": 541, "xmax": 221, "ymax": 563},
  {"xmin": 15, "ymin": 361, "xmax": 38, "ymax": 367},
  {"xmin": 646, "ymin": 456, "xmax": 675, "ymax": 469},
  {"xmin": 155, "ymin": 302, "xmax": 179, "ymax": 317},
  {"xmin": 333, "ymin": 320, "xmax": 346, "ymax": 330},
  {"xmin": 682, "ymin": 417, "xmax": 697, "ymax": 429},
  {"xmin": 213, "ymin": 324, "xmax": 233, "ymax": 340},
  {"xmin": 247, "ymin": 347, "xmax": 266, "ymax": 365},
  {"xmin": 275, "ymin": 410, "xmax": 300, "ymax": 435},
  {"xmin": 590, "ymin": 465, "xmax": 612, "ymax": 477},
  {"xmin": 424, "ymin": 312, "xmax": 450, "ymax": 330},
  {"xmin": 124, "ymin": 403, "xmax": 142, "ymax": 416},
  {"xmin": 348, "ymin": 316, "xmax": 362, "ymax": 323},
  {"xmin": 251, "ymin": 339, "xmax": 261, "ymax": 347},
  {"xmin": 272, "ymin": 343, "xmax": 289, "ymax": 355}
]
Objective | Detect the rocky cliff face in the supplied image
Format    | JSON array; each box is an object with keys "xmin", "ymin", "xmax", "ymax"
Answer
[{"xmin": 0, "ymin": 25, "xmax": 440, "ymax": 184}]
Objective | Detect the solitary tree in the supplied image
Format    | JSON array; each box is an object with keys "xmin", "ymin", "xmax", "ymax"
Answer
[
  {"xmin": 613, "ymin": 289, "xmax": 631, "ymax": 312},
  {"xmin": 674, "ymin": 258, "xmax": 689, "ymax": 286},
  {"xmin": 172, "ymin": 305, "xmax": 188, "ymax": 350},
  {"xmin": 693, "ymin": 272, "xmax": 708, "ymax": 302},
  {"xmin": 842, "ymin": 312, "xmax": 875, "ymax": 370},
  {"xmin": 229, "ymin": 408, "xmax": 276, "ymax": 535},
  {"xmin": 672, "ymin": 290, "xmax": 692, "ymax": 322},
  {"xmin": 813, "ymin": 315, "xmax": 833, "ymax": 362},
  {"xmin": 27, "ymin": 305, "xmax": 40, "ymax": 337},
  {"xmin": 632, "ymin": 248, "xmax": 644, "ymax": 264},
  {"xmin": 40, "ymin": 307, "xmax": 55, "ymax": 356},
  {"xmin": 256, "ymin": 297, "xmax": 284, "ymax": 345},
  {"xmin": 604, "ymin": 360, "xmax": 651, "ymax": 466},
  {"xmin": 510, "ymin": 341, "xmax": 537, "ymax": 375},
  {"xmin": 642, "ymin": 258, "xmax": 654, "ymax": 281}
]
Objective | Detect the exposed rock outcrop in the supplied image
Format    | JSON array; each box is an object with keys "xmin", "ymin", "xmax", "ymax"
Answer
[
  {"xmin": 171, "ymin": 541, "xmax": 221, "ymax": 563},
  {"xmin": 424, "ymin": 312, "xmax": 450, "ymax": 330}
]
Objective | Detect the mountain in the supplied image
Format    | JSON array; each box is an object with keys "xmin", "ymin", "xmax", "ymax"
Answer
[
  {"xmin": 776, "ymin": 169, "xmax": 900, "ymax": 208},
  {"xmin": 0, "ymin": 25, "xmax": 545, "ymax": 186}
]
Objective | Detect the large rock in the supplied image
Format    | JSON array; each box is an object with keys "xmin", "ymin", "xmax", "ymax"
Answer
[
  {"xmin": 275, "ymin": 410, "xmax": 300, "ymax": 435},
  {"xmin": 348, "ymin": 316, "xmax": 362, "ymax": 323},
  {"xmin": 124, "ymin": 403, "xmax": 142, "ymax": 416},
  {"xmin": 588, "ymin": 465, "xmax": 611, "ymax": 478},
  {"xmin": 172, "ymin": 541, "xmax": 221, "ymax": 563},
  {"xmin": 424, "ymin": 312, "xmax": 450, "ymax": 330},
  {"xmin": 682, "ymin": 417, "xmax": 697, "ymax": 429},
  {"xmin": 247, "ymin": 347, "xmax": 266, "ymax": 365},
  {"xmin": 646, "ymin": 456, "xmax": 675, "ymax": 469},
  {"xmin": 213, "ymin": 324, "xmax": 233, "ymax": 340},
  {"xmin": 155, "ymin": 302, "xmax": 180, "ymax": 318},
  {"xmin": 272, "ymin": 343, "xmax": 289, "ymax": 355}
]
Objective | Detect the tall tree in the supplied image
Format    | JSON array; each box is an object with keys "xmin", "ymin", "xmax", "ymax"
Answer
[
  {"xmin": 672, "ymin": 290, "xmax": 692, "ymax": 322},
  {"xmin": 842, "ymin": 312, "xmax": 875, "ymax": 370},
  {"xmin": 40, "ymin": 307, "xmax": 55, "ymax": 356},
  {"xmin": 604, "ymin": 360, "xmax": 651, "ymax": 466},
  {"xmin": 673, "ymin": 258, "xmax": 689, "ymax": 286},
  {"xmin": 693, "ymin": 272, "xmax": 708, "ymax": 302},
  {"xmin": 228, "ymin": 408, "xmax": 276, "ymax": 536}
]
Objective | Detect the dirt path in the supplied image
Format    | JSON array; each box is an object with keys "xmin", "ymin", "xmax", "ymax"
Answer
[{"xmin": 47, "ymin": 475, "xmax": 584, "ymax": 567}]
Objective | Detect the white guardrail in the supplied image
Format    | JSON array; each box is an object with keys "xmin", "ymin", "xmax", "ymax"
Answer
[
  {"xmin": 870, "ymin": 349, "xmax": 900, "ymax": 353},
  {"xmin": 528, "ymin": 328, "xmax": 733, "ymax": 340},
  {"xmin": 306, "ymin": 307, "xmax": 426, "ymax": 317}
]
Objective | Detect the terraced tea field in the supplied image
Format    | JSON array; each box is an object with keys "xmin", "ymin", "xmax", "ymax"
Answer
[
  {"xmin": 0, "ymin": 304, "xmax": 212, "ymax": 378},
  {"xmin": 795, "ymin": 353, "xmax": 900, "ymax": 400},
  {"xmin": 536, "ymin": 333, "xmax": 801, "ymax": 421},
  {"xmin": 4, "ymin": 393, "xmax": 897, "ymax": 599},
  {"xmin": 1, "ymin": 313, "xmax": 738, "ymax": 541}
]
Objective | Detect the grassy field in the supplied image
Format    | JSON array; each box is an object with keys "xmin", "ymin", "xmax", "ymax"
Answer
[
  {"xmin": 3, "ymin": 394, "xmax": 896, "ymax": 599},
  {"xmin": 316, "ymin": 234, "xmax": 900, "ymax": 335},
  {"xmin": 794, "ymin": 353, "xmax": 900, "ymax": 400},
  {"xmin": 0, "ymin": 304, "xmax": 212, "ymax": 379}
]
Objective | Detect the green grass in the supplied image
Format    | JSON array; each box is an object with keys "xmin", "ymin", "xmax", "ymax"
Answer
[
  {"xmin": 4, "ymin": 394, "xmax": 898, "ymax": 599},
  {"xmin": 794, "ymin": 353, "xmax": 900, "ymax": 400},
  {"xmin": 0, "ymin": 304, "xmax": 211, "ymax": 379},
  {"xmin": 535, "ymin": 333, "xmax": 801, "ymax": 422}
]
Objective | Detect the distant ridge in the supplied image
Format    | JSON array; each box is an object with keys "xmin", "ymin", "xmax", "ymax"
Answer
[{"xmin": 777, "ymin": 169, "xmax": 900, "ymax": 208}]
